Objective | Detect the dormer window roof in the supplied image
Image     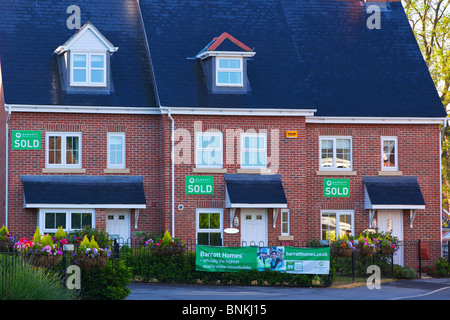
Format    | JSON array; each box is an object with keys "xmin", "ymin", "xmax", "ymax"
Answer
[
  {"xmin": 54, "ymin": 22, "xmax": 118, "ymax": 93},
  {"xmin": 196, "ymin": 32, "xmax": 255, "ymax": 94}
]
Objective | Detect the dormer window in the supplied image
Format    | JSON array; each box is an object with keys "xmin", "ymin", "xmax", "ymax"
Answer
[
  {"xmin": 71, "ymin": 52, "xmax": 106, "ymax": 86},
  {"xmin": 196, "ymin": 32, "xmax": 254, "ymax": 94},
  {"xmin": 54, "ymin": 22, "xmax": 118, "ymax": 93},
  {"xmin": 216, "ymin": 57, "xmax": 243, "ymax": 87}
]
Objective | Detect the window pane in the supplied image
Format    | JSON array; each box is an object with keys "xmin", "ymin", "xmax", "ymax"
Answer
[
  {"xmin": 321, "ymin": 140, "xmax": 333, "ymax": 168},
  {"xmin": 209, "ymin": 213, "xmax": 220, "ymax": 229},
  {"xmin": 217, "ymin": 71, "xmax": 229, "ymax": 84},
  {"xmin": 339, "ymin": 214, "xmax": 352, "ymax": 238},
  {"xmin": 383, "ymin": 140, "xmax": 396, "ymax": 168},
  {"xmin": 229, "ymin": 72, "xmax": 241, "ymax": 84},
  {"xmin": 199, "ymin": 213, "xmax": 209, "ymax": 229},
  {"xmin": 91, "ymin": 55, "xmax": 104, "ymax": 68},
  {"xmin": 200, "ymin": 135, "xmax": 220, "ymax": 149},
  {"xmin": 109, "ymin": 136, "xmax": 124, "ymax": 165},
  {"xmin": 218, "ymin": 59, "xmax": 230, "ymax": 68},
  {"xmin": 72, "ymin": 213, "xmax": 81, "ymax": 229},
  {"xmin": 197, "ymin": 232, "xmax": 209, "ymax": 245},
  {"xmin": 91, "ymin": 69, "xmax": 104, "ymax": 83},
  {"xmin": 73, "ymin": 54, "xmax": 86, "ymax": 68},
  {"xmin": 73, "ymin": 69, "xmax": 86, "ymax": 82},
  {"xmin": 229, "ymin": 60, "xmax": 240, "ymax": 69},
  {"xmin": 209, "ymin": 233, "xmax": 221, "ymax": 246},
  {"xmin": 336, "ymin": 139, "xmax": 351, "ymax": 169},
  {"xmin": 48, "ymin": 136, "xmax": 61, "ymax": 164},
  {"xmin": 321, "ymin": 213, "xmax": 336, "ymax": 241},
  {"xmin": 66, "ymin": 136, "xmax": 79, "ymax": 165},
  {"xmin": 82, "ymin": 213, "xmax": 92, "ymax": 228},
  {"xmin": 45, "ymin": 212, "xmax": 66, "ymax": 229}
]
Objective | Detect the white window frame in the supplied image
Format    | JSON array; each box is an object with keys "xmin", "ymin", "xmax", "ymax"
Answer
[
  {"xmin": 319, "ymin": 136, "xmax": 353, "ymax": 171},
  {"xmin": 195, "ymin": 132, "xmax": 223, "ymax": 168},
  {"xmin": 70, "ymin": 51, "xmax": 107, "ymax": 87},
  {"xmin": 240, "ymin": 132, "xmax": 267, "ymax": 169},
  {"xmin": 38, "ymin": 209, "xmax": 95, "ymax": 234},
  {"xmin": 196, "ymin": 208, "xmax": 223, "ymax": 245},
  {"xmin": 381, "ymin": 136, "xmax": 398, "ymax": 171},
  {"xmin": 281, "ymin": 209, "xmax": 290, "ymax": 236},
  {"xmin": 107, "ymin": 132, "xmax": 126, "ymax": 169},
  {"xmin": 320, "ymin": 210, "xmax": 355, "ymax": 241},
  {"xmin": 216, "ymin": 57, "xmax": 244, "ymax": 87},
  {"xmin": 45, "ymin": 132, "xmax": 82, "ymax": 168}
]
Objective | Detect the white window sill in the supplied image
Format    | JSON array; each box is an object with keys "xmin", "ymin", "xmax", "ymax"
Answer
[
  {"xmin": 378, "ymin": 170, "xmax": 402, "ymax": 176},
  {"xmin": 316, "ymin": 170, "xmax": 357, "ymax": 176},
  {"xmin": 42, "ymin": 168, "xmax": 86, "ymax": 173},
  {"xmin": 192, "ymin": 168, "xmax": 227, "ymax": 174},
  {"xmin": 237, "ymin": 168, "xmax": 272, "ymax": 174}
]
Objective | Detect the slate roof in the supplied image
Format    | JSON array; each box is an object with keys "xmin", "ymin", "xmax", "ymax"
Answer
[
  {"xmin": 139, "ymin": 0, "xmax": 446, "ymax": 117},
  {"xmin": 21, "ymin": 175, "xmax": 146, "ymax": 207},
  {"xmin": 363, "ymin": 176, "xmax": 425, "ymax": 208},
  {"xmin": 0, "ymin": 0, "xmax": 446, "ymax": 118},
  {"xmin": 0, "ymin": 0, "xmax": 156, "ymax": 107}
]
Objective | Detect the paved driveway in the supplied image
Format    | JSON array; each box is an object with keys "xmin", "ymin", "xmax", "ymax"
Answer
[{"xmin": 127, "ymin": 278, "xmax": 450, "ymax": 300}]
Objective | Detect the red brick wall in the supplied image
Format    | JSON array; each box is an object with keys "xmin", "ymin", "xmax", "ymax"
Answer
[{"xmin": 6, "ymin": 112, "xmax": 164, "ymax": 236}]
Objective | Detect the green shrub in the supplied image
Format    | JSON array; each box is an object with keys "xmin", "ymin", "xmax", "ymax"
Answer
[
  {"xmin": 0, "ymin": 254, "xmax": 75, "ymax": 300},
  {"xmin": 393, "ymin": 264, "xmax": 416, "ymax": 279},
  {"xmin": 435, "ymin": 258, "xmax": 450, "ymax": 277},
  {"xmin": 79, "ymin": 258, "xmax": 132, "ymax": 300}
]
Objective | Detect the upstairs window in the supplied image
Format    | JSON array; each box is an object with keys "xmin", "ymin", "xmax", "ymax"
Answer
[
  {"xmin": 319, "ymin": 137, "xmax": 352, "ymax": 170},
  {"xmin": 381, "ymin": 136, "xmax": 398, "ymax": 171},
  {"xmin": 46, "ymin": 132, "xmax": 82, "ymax": 168},
  {"xmin": 241, "ymin": 133, "xmax": 267, "ymax": 169},
  {"xmin": 71, "ymin": 52, "xmax": 106, "ymax": 87},
  {"xmin": 196, "ymin": 132, "xmax": 223, "ymax": 168},
  {"xmin": 216, "ymin": 57, "xmax": 243, "ymax": 87}
]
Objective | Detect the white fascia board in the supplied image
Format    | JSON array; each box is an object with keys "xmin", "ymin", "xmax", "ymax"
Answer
[
  {"xmin": 306, "ymin": 116, "xmax": 447, "ymax": 124},
  {"xmin": 196, "ymin": 50, "xmax": 256, "ymax": 60},
  {"xmin": 227, "ymin": 203, "xmax": 288, "ymax": 209},
  {"xmin": 6, "ymin": 104, "xmax": 160, "ymax": 115},
  {"xmin": 367, "ymin": 204, "xmax": 426, "ymax": 210},
  {"xmin": 160, "ymin": 106, "xmax": 316, "ymax": 117},
  {"xmin": 25, "ymin": 203, "xmax": 146, "ymax": 209}
]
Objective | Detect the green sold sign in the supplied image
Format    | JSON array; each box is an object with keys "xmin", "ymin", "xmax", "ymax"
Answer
[
  {"xmin": 186, "ymin": 176, "xmax": 214, "ymax": 195},
  {"xmin": 12, "ymin": 130, "xmax": 41, "ymax": 150},
  {"xmin": 323, "ymin": 178, "xmax": 350, "ymax": 197}
]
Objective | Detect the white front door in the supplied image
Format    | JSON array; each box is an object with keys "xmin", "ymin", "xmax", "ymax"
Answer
[
  {"xmin": 240, "ymin": 209, "xmax": 268, "ymax": 246},
  {"xmin": 106, "ymin": 210, "xmax": 130, "ymax": 245},
  {"xmin": 378, "ymin": 210, "xmax": 404, "ymax": 266}
]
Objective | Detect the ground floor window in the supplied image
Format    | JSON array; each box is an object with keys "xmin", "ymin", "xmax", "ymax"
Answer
[
  {"xmin": 196, "ymin": 208, "xmax": 223, "ymax": 246},
  {"xmin": 38, "ymin": 209, "xmax": 95, "ymax": 233},
  {"xmin": 321, "ymin": 210, "xmax": 354, "ymax": 241}
]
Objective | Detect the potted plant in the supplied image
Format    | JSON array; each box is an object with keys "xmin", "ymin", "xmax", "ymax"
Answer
[
  {"xmin": 15, "ymin": 227, "xmax": 63, "ymax": 267},
  {"xmin": 144, "ymin": 231, "xmax": 185, "ymax": 256},
  {"xmin": 377, "ymin": 232, "xmax": 399, "ymax": 256},
  {"xmin": 72, "ymin": 235, "xmax": 111, "ymax": 270},
  {"xmin": 0, "ymin": 224, "xmax": 13, "ymax": 252},
  {"xmin": 355, "ymin": 235, "xmax": 377, "ymax": 257},
  {"xmin": 330, "ymin": 234, "xmax": 354, "ymax": 257}
]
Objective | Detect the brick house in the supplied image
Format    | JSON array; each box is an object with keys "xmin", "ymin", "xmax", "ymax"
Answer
[{"xmin": 0, "ymin": 0, "xmax": 447, "ymax": 268}]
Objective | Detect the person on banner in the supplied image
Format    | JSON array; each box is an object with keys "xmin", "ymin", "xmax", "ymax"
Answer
[
  {"xmin": 257, "ymin": 247, "xmax": 270, "ymax": 271},
  {"xmin": 270, "ymin": 249, "xmax": 284, "ymax": 271}
]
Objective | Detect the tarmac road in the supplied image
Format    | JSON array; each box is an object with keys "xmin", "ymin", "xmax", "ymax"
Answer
[{"xmin": 127, "ymin": 278, "xmax": 450, "ymax": 300}]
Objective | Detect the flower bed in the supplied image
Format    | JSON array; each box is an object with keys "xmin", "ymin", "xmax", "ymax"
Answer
[{"xmin": 143, "ymin": 231, "xmax": 185, "ymax": 256}]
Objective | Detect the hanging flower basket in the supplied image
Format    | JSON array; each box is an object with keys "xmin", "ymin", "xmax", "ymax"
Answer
[
  {"xmin": 0, "ymin": 240, "xmax": 13, "ymax": 252},
  {"xmin": 29, "ymin": 254, "xmax": 62, "ymax": 268},
  {"xmin": 338, "ymin": 247, "xmax": 353, "ymax": 258},
  {"xmin": 380, "ymin": 246, "xmax": 396, "ymax": 256},
  {"xmin": 76, "ymin": 255, "xmax": 108, "ymax": 270},
  {"xmin": 360, "ymin": 246, "xmax": 374, "ymax": 257}
]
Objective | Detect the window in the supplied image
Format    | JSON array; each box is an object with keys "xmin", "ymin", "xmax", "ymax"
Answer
[
  {"xmin": 196, "ymin": 132, "xmax": 223, "ymax": 168},
  {"xmin": 216, "ymin": 57, "xmax": 243, "ymax": 87},
  {"xmin": 281, "ymin": 209, "xmax": 290, "ymax": 236},
  {"xmin": 241, "ymin": 133, "xmax": 267, "ymax": 169},
  {"xmin": 381, "ymin": 136, "xmax": 398, "ymax": 171},
  {"xmin": 39, "ymin": 209, "xmax": 94, "ymax": 233},
  {"xmin": 321, "ymin": 211, "xmax": 354, "ymax": 241},
  {"xmin": 197, "ymin": 209, "xmax": 223, "ymax": 246},
  {"xmin": 46, "ymin": 132, "xmax": 82, "ymax": 168},
  {"xmin": 107, "ymin": 133, "xmax": 126, "ymax": 169},
  {"xmin": 319, "ymin": 137, "xmax": 352, "ymax": 170},
  {"xmin": 71, "ymin": 52, "xmax": 106, "ymax": 87}
]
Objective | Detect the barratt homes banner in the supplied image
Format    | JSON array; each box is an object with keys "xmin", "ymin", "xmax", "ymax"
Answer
[{"xmin": 195, "ymin": 245, "xmax": 330, "ymax": 275}]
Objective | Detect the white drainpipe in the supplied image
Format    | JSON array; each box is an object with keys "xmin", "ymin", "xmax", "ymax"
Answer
[
  {"xmin": 168, "ymin": 109, "xmax": 175, "ymax": 237},
  {"xmin": 5, "ymin": 105, "xmax": 11, "ymax": 228},
  {"xmin": 440, "ymin": 117, "xmax": 448, "ymax": 256}
]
